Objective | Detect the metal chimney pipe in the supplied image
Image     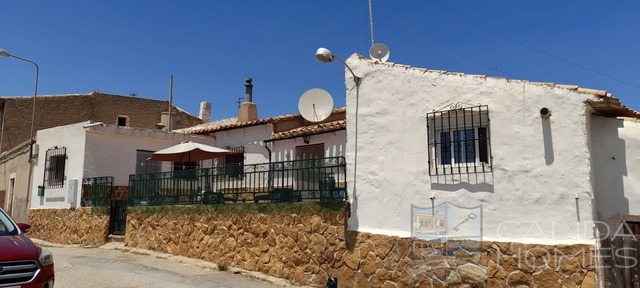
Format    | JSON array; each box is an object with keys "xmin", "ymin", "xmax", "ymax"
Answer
[{"xmin": 244, "ymin": 78, "xmax": 253, "ymax": 103}]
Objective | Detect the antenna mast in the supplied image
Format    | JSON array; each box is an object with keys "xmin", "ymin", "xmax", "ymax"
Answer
[
  {"xmin": 368, "ymin": 0, "xmax": 375, "ymax": 46},
  {"xmin": 168, "ymin": 74, "xmax": 173, "ymax": 131}
]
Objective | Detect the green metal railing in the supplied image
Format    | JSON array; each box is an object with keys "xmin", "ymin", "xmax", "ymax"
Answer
[
  {"xmin": 128, "ymin": 157, "xmax": 347, "ymax": 206},
  {"xmin": 81, "ymin": 176, "xmax": 114, "ymax": 207}
]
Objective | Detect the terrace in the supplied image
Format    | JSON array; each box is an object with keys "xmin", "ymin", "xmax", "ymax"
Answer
[{"xmin": 127, "ymin": 156, "xmax": 347, "ymax": 206}]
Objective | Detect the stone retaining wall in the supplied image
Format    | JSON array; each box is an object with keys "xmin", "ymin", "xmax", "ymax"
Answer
[
  {"xmin": 124, "ymin": 204, "xmax": 597, "ymax": 287},
  {"xmin": 28, "ymin": 208, "xmax": 110, "ymax": 245}
]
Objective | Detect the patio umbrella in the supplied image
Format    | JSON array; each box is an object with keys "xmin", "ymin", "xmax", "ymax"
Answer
[{"xmin": 149, "ymin": 141, "xmax": 231, "ymax": 162}]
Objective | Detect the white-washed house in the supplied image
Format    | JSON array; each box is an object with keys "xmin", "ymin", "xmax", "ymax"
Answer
[
  {"xmin": 340, "ymin": 54, "xmax": 639, "ymax": 286},
  {"xmin": 30, "ymin": 121, "xmax": 219, "ymax": 209}
]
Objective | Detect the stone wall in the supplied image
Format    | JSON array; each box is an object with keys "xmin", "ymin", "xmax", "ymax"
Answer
[
  {"xmin": 28, "ymin": 208, "xmax": 110, "ymax": 245},
  {"xmin": 112, "ymin": 186, "xmax": 129, "ymax": 200},
  {"xmin": 124, "ymin": 204, "xmax": 597, "ymax": 287}
]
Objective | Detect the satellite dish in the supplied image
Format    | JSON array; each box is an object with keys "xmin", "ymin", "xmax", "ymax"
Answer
[
  {"xmin": 298, "ymin": 88, "xmax": 334, "ymax": 122},
  {"xmin": 369, "ymin": 43, "xmax": 390, "ymax": 62}
]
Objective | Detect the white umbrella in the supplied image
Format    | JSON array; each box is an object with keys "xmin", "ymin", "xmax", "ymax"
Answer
[{"xmin": 150, "ymin": 141, "xmax": 231, "ymax": 162}]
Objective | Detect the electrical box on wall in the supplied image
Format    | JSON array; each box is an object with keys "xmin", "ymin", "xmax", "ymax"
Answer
[
  {"xmin": 67, "ymin": 179, "xmax": 78, "ymax": 204},
  {"xmin": 32, "ymin": 143, "xmax": 39, "ymax": 157}
]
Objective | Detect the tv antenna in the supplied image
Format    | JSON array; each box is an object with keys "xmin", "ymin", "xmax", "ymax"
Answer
[
  {"xmin": 298, "ymin": 88, "xmax": 334, "ymax": 122},
  {"xmin": 368, "ymin": 0, "xmax": 390, "ymax": 62}
]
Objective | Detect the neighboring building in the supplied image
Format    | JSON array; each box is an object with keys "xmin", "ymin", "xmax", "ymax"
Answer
[
  {"xmin": 0, "ymin": 140, "xmax": 31, "ymax": 222},
  {"xmin": 28, "ymin": 121, "xmax": 217, "ymax": 237},
  {"xmin": 340, "ymin": 54, "xmax": 639, "ymax": 286},
  {"xmin": 176, "ymin": 107, "xmax": 346, "ymax": 165},
  {"xmin": 176, "ymin": 77, "xmax": 347, "ymax": 167},
  {"xmin": 31, "ymin": 121, "xmax": 217, "ymax": 209},
  {"xmin": 0, "ymin": 91, "xmax": 204, "ymax": 222},
  {"xmin": 0, "ymin": 91, "xmax": 203, "ymax": 153}
]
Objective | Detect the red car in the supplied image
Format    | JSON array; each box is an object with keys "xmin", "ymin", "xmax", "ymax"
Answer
[{"xmin": 0, "ymin": 208, "xmax": 54, "ymax": 288}]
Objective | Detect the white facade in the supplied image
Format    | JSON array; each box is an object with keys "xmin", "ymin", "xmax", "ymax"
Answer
[
  {"xmin": 590, "ymin": 117, "xmax": 640, "ymax": 227},
  {"xmin": 211, "ymin": 124, "xmax": 272, "ymax": 165},
  {"xmin": 343, "ymin": 55, "xmax": 625, "ymax": 245},
  {"xmin": 31, "ymin": 122, "xmax": 216, "ymax": 209},
  {"xmin": 270, "ymin": 130, "xmax": 347, "ymax": 162},
  {"xmin": 210, "ymin": 123, "xmax": 347, "ymax": 164}
]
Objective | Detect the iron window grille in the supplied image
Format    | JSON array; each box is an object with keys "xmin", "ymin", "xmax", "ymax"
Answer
[
  {"xmin": 218, "ymin": 146, "xmax": 245, "ymax": 178},
  {"xmin": 427, "ymin": 104, "xmax": 492, "ymax": 176},
  {"xmin": 44, "ymin": 146, "xmax": 67, "ymax": 188}
]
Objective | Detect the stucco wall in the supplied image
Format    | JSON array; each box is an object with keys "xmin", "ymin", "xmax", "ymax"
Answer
[
  {"xmin": 84, "ymin": 125, "xmax": 217, "ymax": 186},
  {"xmin": 31, "ymin": 122, "xmax": 217, "ymax": 208},
  {"xmin": 209, "ymin": 123, "xmax": 346, "ymax": 166},
  {"xmin": 590, "ymin": 117, "xmax": 640, "ymax": 225},
  {"xmin": 344, "ymin": 55, "xmax": 600, "ymax": 244},
  {"xmin": 32, "ymin": 122, "xmax": 87, "ymax": 209},
  {"xmin": 212, "ymin": 124, "xmax": 272, "ymax": 165},
  {"xmin": 271, "ymin": 130, "xmax": 346, "ymax": 162},
  {"xmin": 0, "ymin": 141, "xmax": 32, "ymax": 222}
]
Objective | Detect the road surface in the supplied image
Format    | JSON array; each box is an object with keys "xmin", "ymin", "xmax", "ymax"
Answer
[{"xmin": 45, "ymin": 243, "xmax": 300, "ymax": 288}]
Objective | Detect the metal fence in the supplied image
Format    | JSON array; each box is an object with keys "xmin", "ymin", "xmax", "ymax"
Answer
[
  {"xmin": 128, "ymin": 157, "xmax": 347, "ymax": 206},
  {"xmin": 81, "ymin": 176, "xmax": 114, "ymax": 207}
]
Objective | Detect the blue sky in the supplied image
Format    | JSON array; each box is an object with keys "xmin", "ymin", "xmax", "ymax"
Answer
[{"xmin": 1, "ymin": 1, "xmax": 638, "ymax": 120}]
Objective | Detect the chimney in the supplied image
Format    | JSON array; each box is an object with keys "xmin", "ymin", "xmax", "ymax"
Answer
[
  {"xmin": 199, "ymin": 101, "xmax": 211, "ymax": 122},
  {"xmin": 238, "ymin": 78, "xmax": 258, "ymax": 122},
  {"xmin": 160, "ymin": 111, "xmax": 176, "ymax": 131},
  {"xmin": 245, "ymin": 77, "xmax": 253, "ymax": 102}
]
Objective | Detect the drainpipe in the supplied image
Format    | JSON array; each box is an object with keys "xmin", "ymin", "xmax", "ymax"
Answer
[
  {"xmin": 264, "ymin": 140, "xmax": 272, "ymax": 163},
  {"xmin": 264, "ymin": 139, "xmax": 272, "ymax": 191}
]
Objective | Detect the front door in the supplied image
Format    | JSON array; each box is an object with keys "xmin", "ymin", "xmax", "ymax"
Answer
[
  {"xmin": 109, "ymin": 199, "xmax": 127, "ymax": 236},
  {"xmin": 294, "ymin": 144, "xmax": 324, "ymax": 194}
]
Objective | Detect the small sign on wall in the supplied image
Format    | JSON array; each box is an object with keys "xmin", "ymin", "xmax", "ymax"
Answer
[{"xmin": 411, "ymin": 202, "xmax": 483, "ymax": 255}]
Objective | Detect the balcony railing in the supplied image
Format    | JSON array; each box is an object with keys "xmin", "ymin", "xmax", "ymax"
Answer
[{"xmin": 128, "ymin": 156, "xmax": 347, "ymax": 206}]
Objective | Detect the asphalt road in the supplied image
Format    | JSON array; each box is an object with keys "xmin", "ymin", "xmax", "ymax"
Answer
[{"xmin": 46, "ymin": 243, "xmax": 299, "ymax": 288}]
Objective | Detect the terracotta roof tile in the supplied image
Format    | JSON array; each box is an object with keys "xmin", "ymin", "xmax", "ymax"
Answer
[
  {"xmin": 176, "ymin": 107, "xmax": 347, "ymax": 134},
  {"xmin": 174, "ymin": 118, "xmax": 272, "ymax": 134},
  {"xmin": 270, "ymin": 119, "xmax": 346, "ymax": 140}
]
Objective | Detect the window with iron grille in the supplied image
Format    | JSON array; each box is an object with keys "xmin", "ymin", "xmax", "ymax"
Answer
[
  {"xmin": 44, "ymin": 147, "xmax": 67, "ymax": 188},
  {"xmin": 218, "ymin": 146, "xmax": 244, "ymax": 178},
  {"xmin": 427, "ymin": 105, "xmax": 491, "ymax": 175}
]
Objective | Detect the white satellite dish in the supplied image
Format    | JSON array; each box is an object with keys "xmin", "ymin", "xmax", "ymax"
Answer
[
  {"xmin": 298, "ymin": 88, "xmax": 334, "ymax": 122},
  {"xmin": 369, "ymin": 43, "xmax": 390, "ymax": 62}
]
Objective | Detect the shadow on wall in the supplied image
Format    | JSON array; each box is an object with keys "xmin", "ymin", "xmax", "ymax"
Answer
[
  {"xmin": 542, "ymin": 117, "xmax": 554, "ymax": 165},
  {"xmin": 430, "ymin": 174, "xmax": 494, "ymax": 193},
  {"xmin": 591, "ymin": 117, "xmax": 628, "ymax": 223}
]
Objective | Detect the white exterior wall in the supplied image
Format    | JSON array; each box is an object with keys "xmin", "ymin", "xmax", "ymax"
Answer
[
  {"xmin": 84, "ymin": 125, "xmax": 217, "ymax": 186},
  {"xmin": 32, "ymin": 122, "xmax": 87, "ymax": 209},
  {"xmin": 212, "ymin": 125, "xmax": 272, "ymax": 165},
  {"xmin": 31, "ymin": 122, "xmax": 216, "ymax": 208},
  {"xmin": 270, "ymin": 130, "xmax": 347, "ymax": 162},
  {"xmin": 345, "ymin": 55, "xmax": 601, "ymax": 244},
  {"xmin": 591, "ymin": 117, "xmax": 640, "ymax": 224}
]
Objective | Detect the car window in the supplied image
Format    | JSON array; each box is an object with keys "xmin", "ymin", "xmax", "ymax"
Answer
[{"xmin": 0, "ymin": 210, "xmax": 17, "ymax": 236}]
